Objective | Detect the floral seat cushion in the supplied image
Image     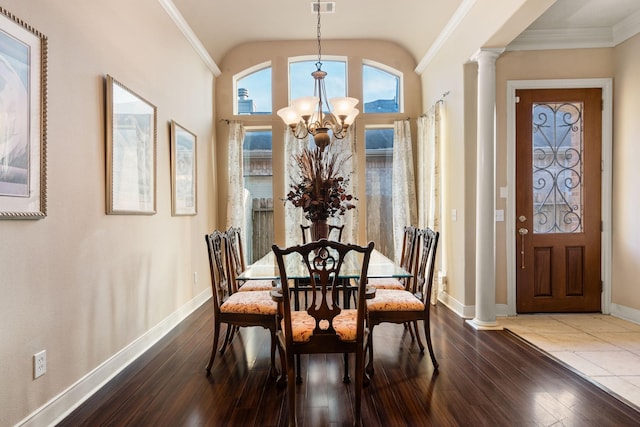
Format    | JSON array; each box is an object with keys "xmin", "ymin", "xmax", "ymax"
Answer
[
  {"xmin": 366, "ymin": 289, "xmax": 424, "ymax": 312},
  {"xmin": 238, "ymin": 279, "xmax": 275, "ymax": 292},
  {"xmin": 282, "ymin": 309, "xmax": 359, "ymax": 342},
  {"xmin": 220, "ymin": 290, "xmax": 277, "ymax": 315},
  {"xmin": 367, "ymin": 277, "xmax": 405, "ymax": 290}
]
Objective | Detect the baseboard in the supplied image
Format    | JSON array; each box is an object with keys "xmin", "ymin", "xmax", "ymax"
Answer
[
  {"xmin": 437, "ymin": 291, "xmax": 474, "ymax": 319},
  {"xmin": 18, "ymin": 289, "xmax": 212, "ymax": 427},
  {"xmin": 438, "ymin": 292, "xmax": 514, "ymax": 321},
  {"xmin": 610, "ymin": 303, "xmax": 640, "ymax": 325}
]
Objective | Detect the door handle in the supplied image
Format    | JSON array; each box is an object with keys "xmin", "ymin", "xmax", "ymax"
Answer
[{"xmin": 518, "ymin": 228, "xmax": 528, "ymax": 269}]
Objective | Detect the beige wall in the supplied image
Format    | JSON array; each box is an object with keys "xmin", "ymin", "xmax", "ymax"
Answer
[
  {"xmin": 612, "ymin": 33, "xmax": 640, "ymax": 310},
  {"xmin": 0, "ymin": 1, "xmax": 215, "ymax": 425},
  {"xmin": 215, "ymin": 40, "xmax": 422, "ymax": 245}
]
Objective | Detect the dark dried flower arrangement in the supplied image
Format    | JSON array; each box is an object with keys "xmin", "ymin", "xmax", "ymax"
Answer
[{"xmin": 285, "ymin": 147, "xmax": 356, "ymax": 222}]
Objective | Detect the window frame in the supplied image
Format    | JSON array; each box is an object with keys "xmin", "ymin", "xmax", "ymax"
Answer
[
  {"xmin": 233, "ymin": 61, "xmax": 272, "ymax": 115},
  {"xmin": 362, "ymin": 59, "xmax": 404, "ymax": 114}
]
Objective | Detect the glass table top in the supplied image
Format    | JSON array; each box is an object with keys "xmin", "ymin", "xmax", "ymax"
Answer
[{"xmin": 238, "ymin": 248, "xmax": 410, "ymax": 281}]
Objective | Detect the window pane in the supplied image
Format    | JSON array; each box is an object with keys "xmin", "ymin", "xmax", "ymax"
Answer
[
  {"xmin": 243, "ymin": 130, "xmax": 273, "ymax": 262},
  {"xmin": 531, "ymin": 102, "xmax": 584, "ymax": 234},
  {"xmin": 290, "ymin": 60, "xmax": 346, "ymax": 101},
  {"xmin": 365, "ymin": 128, "xmax": 394, "ymax": 259},
  {"xmin": 363, "ymin": 64, "xmax": 399, "ymax": 113},
  {"xmin": 236, "ymin": 67, "xmax": 272, "ymax": 114}
]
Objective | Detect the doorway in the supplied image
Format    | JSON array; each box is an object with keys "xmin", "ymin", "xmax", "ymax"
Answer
[{"xmin": 505, "ymin": 79, "xmax": 612, "ymax": 315}]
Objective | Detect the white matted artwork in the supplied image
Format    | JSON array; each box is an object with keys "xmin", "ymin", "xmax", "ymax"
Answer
[
  {"xmin": 170, "ymin": 120, "xmax": 197, "ymax": 216},
  {"xmin": 105, "ymin": 75, "xmax": 157, "ymax": 215},
  {"xmin": 0, "ymin": 7, "xmax": 47, "ymax": 219}
]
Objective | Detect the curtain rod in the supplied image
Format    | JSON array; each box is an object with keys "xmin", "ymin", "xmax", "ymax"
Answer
[{"xmin": 418, "ymin": 91, "xmax": 450, "ymax": 118}]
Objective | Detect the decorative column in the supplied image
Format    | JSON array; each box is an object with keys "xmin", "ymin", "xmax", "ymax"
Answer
[{"xmin": 468, "ymin": 48, "xmax": 504, "ymax": 330}]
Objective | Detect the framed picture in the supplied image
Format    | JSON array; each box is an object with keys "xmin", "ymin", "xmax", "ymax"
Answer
[
  {"xmin": 170, "ymin": 120, "xmax": 197, "ymax": 216},
  {"xmin": 0, "ymin": 7, "xmax": 47, "ymax": 219},
  {"xmin": 105, "ymin": 75, "xmax": 157, "ymax": 215}
]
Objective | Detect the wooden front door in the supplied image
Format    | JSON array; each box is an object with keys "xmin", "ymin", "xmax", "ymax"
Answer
[{"xmin": 515, "ymin": 88, "xmax": 602, "ymax": 313}]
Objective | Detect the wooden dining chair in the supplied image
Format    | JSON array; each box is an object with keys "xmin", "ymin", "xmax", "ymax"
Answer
[
  {"xmin": 204, "ymin": 230, "xmax": 281, "ymax": 378},
  {"xmin": 365, "ymin": 227, "xmax": 440, "ymax": 375},
  {"xmin": 296, "ymin": 223, "xmax": 345, "ymax": 310},
  {"xmin": 368, "ymin": 225, "xmax": 419, "ymax": 291},
  {"xmin": 226, "ymin": 226, "xmax": 274, "ymax": 292},
  {"xmin": 271, "ymin": 239, "xmax": 375, "ymax": 427},
  {"xmin": 300, "ymin": 223, "xmax": 345, "ymax": 243}
]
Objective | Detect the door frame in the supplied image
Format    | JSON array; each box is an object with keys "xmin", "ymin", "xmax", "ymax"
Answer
[{"xmin": 505, "ymin": 78, "xmax": 612, "ymax": 316}]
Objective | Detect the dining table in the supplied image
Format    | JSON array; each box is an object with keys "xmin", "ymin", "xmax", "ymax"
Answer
[
  {"xmin": 237, "ymin": 247, "xmax": 411, "ymax": 309},
  {"xmin": 238, "ymin": 248, "xmax": 409, "ymax": 281}
]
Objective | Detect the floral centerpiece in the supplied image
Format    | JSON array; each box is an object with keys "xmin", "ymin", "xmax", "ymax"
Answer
[{"xmin": 285, "ymin": 146, "xmax": 355, "ymax": 238}]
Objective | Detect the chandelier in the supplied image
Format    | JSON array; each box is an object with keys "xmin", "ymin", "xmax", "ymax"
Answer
[{"xmin": 277, "ymin": 2, "xmax": 359, "ymax": 151}]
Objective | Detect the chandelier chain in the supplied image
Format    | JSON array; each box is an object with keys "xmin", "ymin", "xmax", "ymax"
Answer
[{"xmin": 316, "ymin": 3, "xmax": 322, "ymax": 69}]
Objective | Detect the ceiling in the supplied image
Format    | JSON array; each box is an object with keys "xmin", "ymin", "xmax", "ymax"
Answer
[{"xmin": 167, "ymin": 0, "xmax": 640, "ymax": 71}]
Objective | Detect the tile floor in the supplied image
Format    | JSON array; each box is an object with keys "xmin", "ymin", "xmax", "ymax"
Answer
[{"xmin": 497, "ymin": 313, "xmax": 640, "ymax": 411}]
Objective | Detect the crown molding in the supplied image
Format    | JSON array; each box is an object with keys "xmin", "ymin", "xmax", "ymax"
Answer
[
  {"xmin": 158, "ymin": 0, "xmax": 221, "ymax": 76},
  {"xmin": 506, "ymin": 27, "xmax": 614, "ymax": 51},
  {"xmin": 415, "ymin": 0, "xmax": 476, "ymax": 74},
  {"xmin": 613, "ymin": 8, "xmax": 640, "ymax": 45},
  {"xmin": 508, "ymin": 9, "xmax": 640, "ymax": 52}
]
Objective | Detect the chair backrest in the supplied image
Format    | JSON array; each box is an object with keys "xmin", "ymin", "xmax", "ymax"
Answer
[
  {"xmin": 205, "ymin": 230, "xmax": 232, "ymax": 315},
  {"xmin": 398, "ymin": 225, "xmax": 419, "ymax": 290},
  {"xmin": 300, "ymin": 223, "xmax": 345, "ymax": 243},
  {"xmin": 272, "ymin": 239, "xmax": 374, "ymax": 351},
  {"xmin": 414, "ymin": 228, "xmax": 440, "ymax": 304},
  {"xmin": 225, "ymin": 227, "xmax": 245, "ymax": 291}
]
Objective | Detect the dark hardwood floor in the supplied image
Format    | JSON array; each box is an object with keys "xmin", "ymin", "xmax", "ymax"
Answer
[{"xmin": 58, "ymin": 300, "xmax": 640, "ymax": 426}]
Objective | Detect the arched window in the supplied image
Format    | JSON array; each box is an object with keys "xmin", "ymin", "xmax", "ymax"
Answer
[
  {"xmin": 289, "ymin": 59, "xmax": 347, "ymax": 101},
  {"xmin": 363, "ymin": 62, "xmax": 402, "ymax": 113},
  {"xmin": 234, "ymin": 63, "xmax": 272, "ymax": 115}
]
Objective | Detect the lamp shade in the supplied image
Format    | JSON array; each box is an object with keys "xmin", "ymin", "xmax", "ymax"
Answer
[
  {"xmin": 329, "ymin": 97, "xmax": 359, "ymax": 117},
  {"xmin": 344, "ymin": 108, "xmax": 359, "ymax": 125},
  {"xmin": 291, "ymin": 96, "xmax": 319, "ymax": 119},
  {"xmin": 277, "ymin": 106, "xmax": 301, "ymax": 126}
]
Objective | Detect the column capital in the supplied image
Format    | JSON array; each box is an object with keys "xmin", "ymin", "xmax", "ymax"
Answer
[{"xmin": 470, "ymin": 48, "xmax": 505, "ymax": 64}]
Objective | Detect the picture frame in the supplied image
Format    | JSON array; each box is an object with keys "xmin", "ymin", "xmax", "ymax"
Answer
[
  {"xmin": 105, "ymin": 75, "xmax": 157, "ymax": 215},
  {"xmin": 0, "ymin": 7, "xmax": 47, "ymax": 219},
  {"xmin": 170, "ymin": 120, "xmax": 197, "ymax": 216}
]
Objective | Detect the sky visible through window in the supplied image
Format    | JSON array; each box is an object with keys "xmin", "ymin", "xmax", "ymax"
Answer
[{"xmin": 237, "ymin": 60, "xmax": 399, "ymax": 114}]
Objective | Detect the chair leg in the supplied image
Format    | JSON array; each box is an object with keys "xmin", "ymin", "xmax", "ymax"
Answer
[
  {"xmin": 365, "ymin": 324, "xmax": 375, "ymax": 376},
  {"xmin": 206, "ymin": 320, "xmax": 221, "ymax": 375},
  {"xmin": 219, "ymin": 324, "xmax": 234, "ymax": 355},
  {"xmin": 413, "ymin": 321, "xmax": 425, "ymax": 352},
  {"xmin": 423, "ymin": 318, "xmax": 438, "ymax": 370},
  {"xmin": 343, "ymin": 353, "xmax": 350, "ymax": 383},
  {"xmin": 354, "ymin": 347, "xmax": 364, "ymax": 427},
  {"xmin": 287, "ymin": 353, "xmax": 297, "ymax": 427},
  {"xmin": 276, "ymin": 338, "xmax": 287, "ymax": 388},
  {"xmin": 268, "ymin": 326, "xmax": 278, "ymax": 379},
  {"xmin": 295, "ymin": 354, "xmax": 302, "ymax": 384}
]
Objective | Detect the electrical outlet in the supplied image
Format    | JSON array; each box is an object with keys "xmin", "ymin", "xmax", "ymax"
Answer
[{"xmin": 34, "ymin": 350, "xmax": 46, "ymax": 379}]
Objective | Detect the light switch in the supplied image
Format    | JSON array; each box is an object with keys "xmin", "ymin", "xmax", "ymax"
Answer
[{"xmin": 499, "ymin": 186, "xmax": 508, "ymax": 199}]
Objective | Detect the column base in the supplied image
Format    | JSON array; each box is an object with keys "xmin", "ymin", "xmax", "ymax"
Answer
[{"xmin": 466, "ymin": 318, "xmax": 503, "ymax": 331}]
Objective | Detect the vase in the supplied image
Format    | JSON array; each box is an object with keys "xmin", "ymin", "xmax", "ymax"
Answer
[{"xmin": 311, "ymin": 219, "xmax": 329, "ymax": 241}]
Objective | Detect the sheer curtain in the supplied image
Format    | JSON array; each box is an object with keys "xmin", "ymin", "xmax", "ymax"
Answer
[
  {"xmin": 392, "ymin": 120, "xmax": 417, "ymax": 263},
  {"xmin": 227, "ymin": 121, "xmax": 246, "ymax": 230},
  {"xmin": 331, "ymin": 128, "xmax": 358, "ymax": 243},
  {"xmin": 417, "ymin": 105, "xmax": 441, "ymax": 231},
  {"xmin": 284, "ymin": 131, "xmax": 304, "ymax": 246},
  {"xmin": 417, "ymin": 103, "xmax": 442, "ymax": 304}
]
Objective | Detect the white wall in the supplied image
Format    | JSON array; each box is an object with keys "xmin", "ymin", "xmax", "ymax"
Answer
[
  {"xmin": 612, "ymin": 33, "xmax": 640, "ymax": 312},
  {"xmin": 0, "ymin": 1, "xmax": 216, "ymax": 425}
]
